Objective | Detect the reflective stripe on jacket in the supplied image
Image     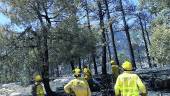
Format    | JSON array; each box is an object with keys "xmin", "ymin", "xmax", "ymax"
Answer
[
  {"xmin": 64, "ymin": 77, "xmax": 91, "ymax": 96},
  {"xmin": 114, "ymin": 71, "xmax": 146, "ymax": 96}
]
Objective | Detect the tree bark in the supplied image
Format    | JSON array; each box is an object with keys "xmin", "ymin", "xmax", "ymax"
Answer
[
  {"xmin": 41, "ymin": 25, "xmax": 55, "ymax": 96},
  {"xmin": 88, "ymin": 56, "xmax": 91, "ymax": 69},
  {"xmin": 144, "ymin": 18, "xmax": 156, "ymax": 66},
  {"xmin": 97, "ymin": 0, "xmax": 107, "ymax": 74},
  {"xmin": 56, "ymin": 64, "xmax": 60, "ymax": 77},
  {"xmin": 137, "ymin": 48, "xmax": 142, "ymax": 68},
  {"xmin": 70, "ymin": 60, "xmax": 75, "ymax": 71},
  {"xmin": 105, "ymin": 30, "xmax": 112, "ymax": 60},
  {"xmin": 138, "ymin": 15, "xmax": 152, "ymax": 68},
  {"xmin": 35, "ymin": 4, "xmax": 54, "ymax": 95},
  {"xmin": 85, "ymin": 0, "xmax": 98, "ymax": 74},
  {"xmin": 119, "ymin": 0, "xmax": 136, "ymax": 69},
  {"xmin": 104, "ymin": 0, "xmax": 120, "ymax": 65},
  {"xmin": 79, "ymin": 57, "xmax": 81, "ymax": 69},
  {"xmin": 144, "ymin": 20, "xmax": 151, "ymax": 45},
  {"xmin": 92, "ymin": 53, "xmax": 98, "ymax": 74}
]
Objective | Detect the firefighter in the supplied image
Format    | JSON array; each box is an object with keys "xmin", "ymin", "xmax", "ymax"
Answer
[
  {"xmin": 64, "ymin": 68, "xmax": 91, "ymax": 96},
  {"xmin": 114, "ymin": 61, "xmax": 147, "ymax": 96},
  {"xmin": 83, "ymin": 65, "xmax": 92, "ymax": 81},
  {"xmin": 32, "ymin": 75, "xmax": 45, "ymax": 96},
  {"xmin": 73, "ymin": 66, "xmax": 81, "ymax": 74},
  {"xmin": 110, "ymin": 60, "xmax": 120, "ymax": 81},
  {"xmin": 83, "ymin": 65, "xmax": 96, "ymax": 91}
]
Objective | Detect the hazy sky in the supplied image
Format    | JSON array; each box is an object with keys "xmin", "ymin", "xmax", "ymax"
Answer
[
  {"xmin": 0, "ymin": 0, "xmax": 139, "ymax": 26},
  {"xmin": 0, "ymin": 13, "xmax": 10, "ymax": 25}
]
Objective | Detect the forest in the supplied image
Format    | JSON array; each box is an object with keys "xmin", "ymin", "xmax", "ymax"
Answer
[{"xmin": 0, "ymin": 0, "xmax": 170, "ymax": 96}]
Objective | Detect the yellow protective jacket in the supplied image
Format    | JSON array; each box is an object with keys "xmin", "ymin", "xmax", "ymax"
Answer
[
  {"xmin": 112, "ymin": 65, "xmax": 119, "ymax": 79},
  {"xmin": 64, "ymin": 77, "xmax": 91, "ymax": 96},
  {"xmin": 114, "ymin": 71, "xmax": 146, "ymax": 96},
  {"xmin": 83, "ymin": 68, "xmax": 92, "ymax": 80},
  {"xmin": 36, "ymin": 83, "xmax": 45, "ymax": 96}
]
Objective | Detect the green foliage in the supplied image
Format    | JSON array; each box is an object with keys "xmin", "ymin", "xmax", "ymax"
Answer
[
  {"xmin": 151, "ymin": 8, "xmax": 170, "ymax": 27},
  {"xmin": 2, "ymin": 0, "xmax": 170, "ymax": 84},
  {"xmin": 0, "ymin": 0, "xmax": 99, "ymax": 84},
  {"xmin": 139, "ymin": 0, "xmax": 170, "ymax": 15},
  {"xmin": 150, "ymin": 25, "xmax": 170, "ymax": 65},
  {"xmin": 117, "ymin": 52, "xmax": 128, "ymax": 64},
  {"xmin": 49, "ymin": 17, "xmax": 99, "ymax": 64}
]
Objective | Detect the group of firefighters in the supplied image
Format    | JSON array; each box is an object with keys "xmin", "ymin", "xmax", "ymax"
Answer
[{"xmin": 32, "ymin": 60, "xmax": 147, "ymax": 96}]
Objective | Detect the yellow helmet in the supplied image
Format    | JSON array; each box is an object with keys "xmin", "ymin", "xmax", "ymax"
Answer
[
  {"xmin": 35, "ymin": 75, "xmax": 42, "ymax": 82},
  {"xmin": 122, "ymin": 61, "xmax": 133, "ymax": 71},
  {"xmin": 83, "ymin": 68, "xmax": 88, "ymax": 73},
  {"xmin": 110, "ymin": 60, "xmax": 115, "ymax": 65},
  {"xmin": 74, "ymin": 68, "xmax": 81, "ymax": 76}
]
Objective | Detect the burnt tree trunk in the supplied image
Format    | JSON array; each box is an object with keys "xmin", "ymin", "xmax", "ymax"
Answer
[
  {"xmin": 56, "ymin": 64, "xmax": 60, "ymax": 77},
  {"xmin": 144, "ymin": 20, "xmax": 156, "ymax": 66},
  {"xmin": 144, "ymin": 20, "xmax": 151, "ymax": 45},
  {"xmin": 119, "ymin": 0, "xmax": 136, "ymax": 69},
  {"xmin": 85, "ymin": 0, "xmax": 98, "ymax": 74},
  {"xmin": 88, "ymin": 56, "xmax": 91, "ymax": 69},
  {"xmin": 137, "ymin": 48, "xmax": 142, "ymax": 68},
  {"xmin": 92, "ymin": 53, "xmax": 98, "ymax": 75},
  {"xmin": 70, "ymin": 60, "xmax": 75, "ymax": 71},
  {"xmin": 105, "ymin": 30, "xmax": 112, "ymax": 60},
  {"xmin": 138, "ymin": 15, "xmax": 152, "ymax": 68},
  {"xmin": 79, "ymin": 58, "xmax": 81, "ymax": 69},
  {"xmin": 35, "ymin": 2, "xmax": 55, "ymax": 95},
  {"xmin": 97, "ymin": 0, "xmax": 107, "ymax": 74},
  {"xmin": 41, "ymin": 25, "xmax": 55, "ymax": 96},
  {"xmin": 104, "ymin": 0, "xmax": 120, "ymax": 65}
]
